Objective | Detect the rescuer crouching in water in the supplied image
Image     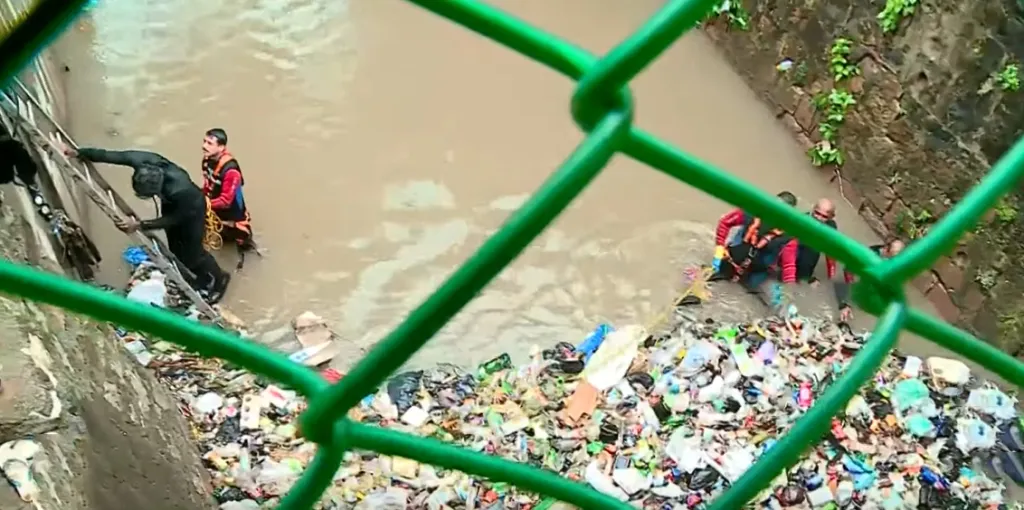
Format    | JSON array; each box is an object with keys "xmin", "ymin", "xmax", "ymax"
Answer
[
  {"xmin": 201, "ymin": 128, "xmax": 259, "ymax": 270},
  {"xmin": 795, "ymin": 198, "xmax": 845, "ymax": 284},
  {"xmin": 710, "ymin": 191, "xmax": 801, "ymax": 291}
]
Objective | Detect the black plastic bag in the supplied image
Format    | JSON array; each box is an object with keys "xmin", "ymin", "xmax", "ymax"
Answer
[
  {"xmin": 214, "ymin": 415, "xmax": 242, "ymax": 444},
  {"xmin": 214, "ymin": 487, "xmax": 247, "ymax": 503},
  {"xmin": 386, "ymin": 371, "xmax": 424, "ymax": 414},
  {"xmin": 688, "ymin": 468, "xmax": 721, "ymax": 490},
  {"xmin": 651, "ymin": 398, "xmax": 672, "ymax": 421},
  {"xmin": 626, "ymin": 372, "xmax": 655, "ymax": 390},
  {"xmin": 599, "ymin": 418, "xmax": 620, "ymax": 444},
  {"xmin": 918, "ymin": 485, "xmax": 955, "ymax": 508}
]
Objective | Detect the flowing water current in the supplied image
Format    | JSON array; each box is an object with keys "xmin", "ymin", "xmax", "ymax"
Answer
[{"xmin": 54, "ymin": 0, "xmax": 943, "ymax": 368}]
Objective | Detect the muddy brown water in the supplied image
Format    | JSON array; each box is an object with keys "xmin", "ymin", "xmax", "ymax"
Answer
[{"xmin": 53, "ymin": 0, "xmax": 967, "ymax": 371}]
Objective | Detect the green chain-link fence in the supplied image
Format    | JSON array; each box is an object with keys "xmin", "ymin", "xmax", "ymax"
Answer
[{"xmin": 4, "ymin": 0, "xmax": 1024, "ymax": 508}]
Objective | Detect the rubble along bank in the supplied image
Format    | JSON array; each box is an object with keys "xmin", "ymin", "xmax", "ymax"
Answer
[
  {"xmin": 118, "ymin": 258, "xmax": 1023, "ymax": 510},
  {"xmin": 0, "ymin": 193, "xmax": 215, "ymax": 510}
]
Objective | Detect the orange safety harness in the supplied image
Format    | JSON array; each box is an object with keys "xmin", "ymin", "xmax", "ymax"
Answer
[
  {"xmin": 723, "ymin": 218, "xmax": 784, "ymax": 282},
  {"xmin": 203, "ymin": 152, "xmax": 250, "ymax": 225},
  {"xmin": 203, "ymin": 152, "xmax": 241, "ymax": 192}
]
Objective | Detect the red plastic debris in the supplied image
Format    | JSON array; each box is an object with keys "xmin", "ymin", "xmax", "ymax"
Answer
[{"xmin": 321, "ymin": 368, "xmax": 344, "ymax": 384}]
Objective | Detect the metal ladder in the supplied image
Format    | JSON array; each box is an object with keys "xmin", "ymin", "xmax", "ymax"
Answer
[{"xmin": 0, "ymin": 78, "xmax": 221, "ymax": 321}]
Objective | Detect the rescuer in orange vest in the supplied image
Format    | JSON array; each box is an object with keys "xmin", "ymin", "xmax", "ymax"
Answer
[
  {"xmin": 711, "ymin": 191, "xmax": 801, "ymax": 291},
  {"xmin": 201, "ymin": 128, "xmax": 259, "ymax": 270}
]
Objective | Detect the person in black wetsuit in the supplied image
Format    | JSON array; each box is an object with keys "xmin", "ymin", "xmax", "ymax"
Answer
[
  {"xmin": 66, "ymin": 146, "xmax": 231, "ymax": 303},
  {"xmin": 0, "ymin": 127, "xmax": 38, "ymax": 187}
]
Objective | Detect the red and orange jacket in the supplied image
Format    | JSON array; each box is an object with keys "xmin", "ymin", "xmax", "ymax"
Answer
[{"xmin": 715, "ymin": 208, "xmax": 800, "ymax": 283}]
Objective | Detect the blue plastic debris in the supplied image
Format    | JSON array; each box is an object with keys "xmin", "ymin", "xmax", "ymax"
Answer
[
  {"xmin": 769, "ymin": 282, "xmax": 784, "ymax": 308},
  {"xmin": 123, "ymin": 246, "xmax": 149, "ymax": 268},
  {"xmin": 576, "ymin": 323, "xmax": 613, "ymax": 363},
  {"xmin": 843, "ymin": 455, "xmax": 877, "ymax": 491}
]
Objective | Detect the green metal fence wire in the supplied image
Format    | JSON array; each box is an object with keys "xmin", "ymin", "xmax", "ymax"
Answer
[{"xmin": 3, "ymin": 0, "xmax": 1024, "ymax": 508}]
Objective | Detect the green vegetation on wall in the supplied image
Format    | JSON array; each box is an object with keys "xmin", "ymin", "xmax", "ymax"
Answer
[
  {"xmin": 706, "ymin": 0, "xmax": 750, "ymax": 30},
  {"xmin": 996, "ymin": 63, "xmax": 1020, "ymax": 92},
  {"xmin": 807, "ymin": 38, "xmax": 858, "ymax": 168},
  {"xmin": 877, "ymin": 0, "xmax": 918, "ymax": 34}
]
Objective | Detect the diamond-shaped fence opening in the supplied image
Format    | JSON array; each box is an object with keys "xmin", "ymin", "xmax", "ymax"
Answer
[{"xmin": 4, "ymin": 0, "xmax": 1024, "ymax": 509}]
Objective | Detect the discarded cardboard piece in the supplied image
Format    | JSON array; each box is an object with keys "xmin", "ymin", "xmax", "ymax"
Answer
[
  {"xmin": 562, "ymin": 380, "xmax": 599, "ymax": 425},
  {"xmin": 287, "ymin": 312, "xmax": 342, "ymax": 367}
]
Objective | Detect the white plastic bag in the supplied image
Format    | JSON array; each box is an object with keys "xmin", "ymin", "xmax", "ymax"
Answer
[
  {"xmin": 127, "ymin": 272, "xmax": 168, "ymax": 307},
  {"xmin": 613, "ymin": 467, "xmax": 652, "ymax": 495},
  {"xmin": 584, "ymin": 462, "xmax": 628, "ymax": 501},
  {"xmin": 926, "ymin": 357, "xmax": 970, "ymax": 385},
  {"xmin": 665, "ymin": 428, "xmax": 704, "ymax": 472},
  {"xmin": 255, "ymin": 459, "xmax": 300, "ymax": 496},
  {"xmin": 720, "ymin": 448, "xmax": 755, "ymax": 481},
  {"xmin": 967, "ymin": 388, "xmax": 1018, "ymax": 421},
  {"xmin": 220, "ymin": 501, "xmax": 259, "ymax": 510},
  {"xmin": 955, "ymin": 418, "xmax": 997, "ymax": 452},
  {"xmin": 354, "ymin": 490, "xmax": 408, "ymax": 510},
  {"xmin": 0, "ymin": 440, "xmax": 40, "ymax": 502},
  {"xmin": 582, "ymin": 325, "xmax": 646, "ymax": 391}
]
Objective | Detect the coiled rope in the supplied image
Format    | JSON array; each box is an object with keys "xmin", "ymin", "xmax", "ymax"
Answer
[{"xmin": 203, "ymin": 197, "xmax": 223, "ymax": 251}]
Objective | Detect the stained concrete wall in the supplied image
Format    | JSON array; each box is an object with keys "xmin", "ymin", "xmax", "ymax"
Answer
[
  {"xmin": 0, "ymin": 190, "xmax": 216, "ymax": 510},
  {"xmin": 704, "ymin": 0, "xmax": 1024, "ymax": 354}
]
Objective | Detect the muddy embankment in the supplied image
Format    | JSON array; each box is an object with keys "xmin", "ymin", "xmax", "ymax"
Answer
[{"xmin": 0, "ymin": 29, "xmax": 215, "ymax": 510}]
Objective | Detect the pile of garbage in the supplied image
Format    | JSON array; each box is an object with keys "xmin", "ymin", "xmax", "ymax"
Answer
[{"xmin": 114, "ymin": 253, "xmax": 1024, "ymax": 509}]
